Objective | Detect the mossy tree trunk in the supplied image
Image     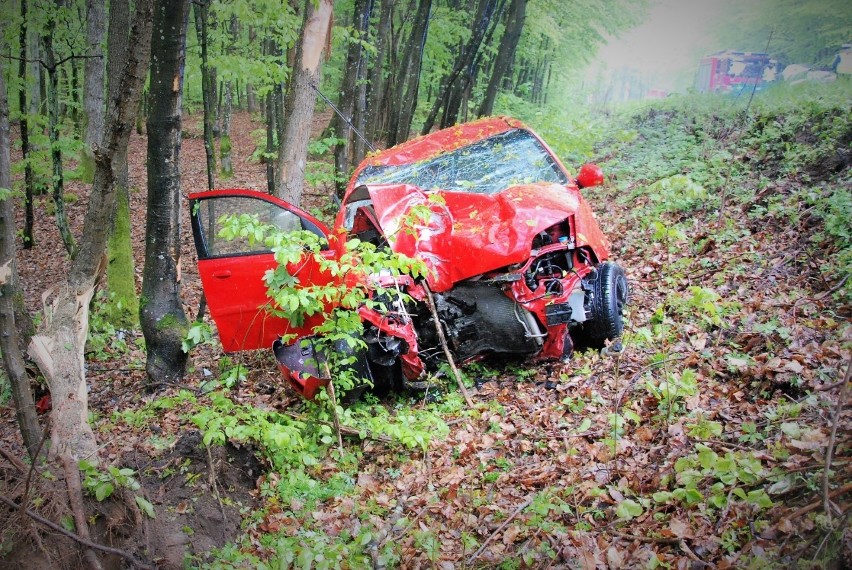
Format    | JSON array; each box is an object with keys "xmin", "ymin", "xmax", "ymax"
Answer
[
  {"xmin": 140, "ymin": 0, "xmax": 191, "ymax": 385},
  {"xmin": 104, "ymin": 0, "xmax": 138, "ymax": 328},
  {"xmin": 27, "ymin": 0, "xmax": 154, "ymax": 462}
]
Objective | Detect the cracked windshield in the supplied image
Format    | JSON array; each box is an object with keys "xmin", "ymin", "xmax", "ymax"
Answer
[{"xmin": 356, "ymin": 129, "xmax": 568, "ymax": 194}]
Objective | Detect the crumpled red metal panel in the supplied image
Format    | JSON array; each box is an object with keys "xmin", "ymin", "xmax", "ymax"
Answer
[{"xmin": 366, "ymin": 182, "xmax": 585, "ymax": 292}]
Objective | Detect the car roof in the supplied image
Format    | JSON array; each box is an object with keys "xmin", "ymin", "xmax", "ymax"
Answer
[{"xmin": 358, "ymin": 116, "xmax": 527, "ymax": 168}]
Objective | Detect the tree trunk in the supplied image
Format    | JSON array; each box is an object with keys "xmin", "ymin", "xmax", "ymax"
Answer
[
  {"xmin": 351, "ymin": 0, "xmax": 373, "ymax": 166},
  {"xmin": 0, "ymin": 67, "xmax": 41, "ymax": 458},
  {"xmin": 275, "ymin": 0, "xmax": 333, "ymax": 206},
  {"xmin": 80, "ymin": 0, "xmax": 107, "ymax": 181},
  {"xmin": 246, "ymin": 28, "xmax": 258, "ymax": 113},
  {"xmin": 219, "ymin": 15, "xmax": 237, "ymax": 179},
  {"xmin": 18, "ymin": 0, "xmax": 35, "ymax": 248},
  {"xmin": 104, "ymin": 0, "xmax": 138, "ymax": 328},
  {"xmin": 478, "ymin": 0, "xmax": 525, "ymax": 117},
  {"xmin": 27, "ymin": 0, "xmax": 154, "ymax": 463},
  {"xmin": 332, "ymin": 0, "xmax": 369, "ymax": 196},
  {"xmin": 265, "ymin": 90, "xmax": 275, "ymax": 194},
  {"xmin": 365, "ymin": 0, "xmax": 392, "ymax": 144},
  {"xmin": 41, "ymin": 27, "xmax": 77, "ymax": 257},
  {"xmin": 141, "ymin": 0, "xmax": 191, "ymax": 386},
  {"xmin": 421, "ymin": 0, "xmax": 498, "ymax": 134},
  {"xmin": 246, "ymin": 82, "xmax": 257, "ymax": 113},
  {"xmin": 443, "ymin": 0, "xmax": 502, "ymax": 126},
  {"xmin": 386, "ymin": 0, "xmax": 431, "ymax": 146},
  {"xmin": 194, "ymin": 0, "xmax": 216, "ymax": 190},
  {"xmin": 220, "ymin": 81, "xmax": 233, "ymax": 177}
]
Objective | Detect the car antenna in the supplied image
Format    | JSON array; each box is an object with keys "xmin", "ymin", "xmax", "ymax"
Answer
[{"xmin": 310, "ymin": 83, "xmax": 377, "ymax": 153}]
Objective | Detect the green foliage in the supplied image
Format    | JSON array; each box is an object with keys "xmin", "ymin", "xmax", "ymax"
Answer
[
  {"xmin": 87, "ymin": 292, "xmax": 130, "ymax": 360},
  {"xmin": 248, "ymin": 128, "xmax": 277, "ymax": 163},
  {"xmin": 182, "ymin": 321, "xmax": 213, "ymax": 353},
  {"xmin": 78, "ymin": 460, "xmax": 155, "ymax": 518},
  {"xmin": 644, "ymin": 368, "xmax": 698, "ymax": 417},
  {"xmin": 644, "ymin": 175, "xmax": 708, "ymax": 214},
  {"xmin": 217, "ymin": 212, "xmax": 427, "ymax": 397},
  {"xmin": 652, "ymin": 444, "xmax": 773, "ymax": 514}
]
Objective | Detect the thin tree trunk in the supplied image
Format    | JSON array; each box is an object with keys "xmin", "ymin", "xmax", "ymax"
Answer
[
  {"xmin": 332, "ymin": 0, "xmax": 368, "ymax": 195},
  {"xmin": 27, "ymin": 0, "xmax": 154, "ymax": 463},
  {"xmin": 478, "ymin": 0, "xmax": 525, "ymax": 117},
  {"xmin": 386, "ymin": 0, "xmax": 430, "ymax": 146},
  {"xmin": 41, "ymin": 28, "xmax": 77, "ymax": 257},
  {"xmin": 81, "ymin": 0, "xmax": 107, "ymax": 180},
  {"xmin": 219, "ymin": 14, "xmax": 237, "ymax": 178},
  {"xmin": 220, "ymin": 81, "xmax": 233, "ymax": 177},
  {"xmin": 246, "ymin": 28, "xmax": 258, "ymax": 113},
  {"xmin": 421, "ymin": 0, "xmax": 497, "ymax": 134},
  {"xmin": 194, "ymin": 0, "xmax": 216, "ymax": 190},
  {"xmin": 274, "ymin": 0, "xmax": 333, "ymax": 206},
  {"xmin": 365, "ymin": 0, "xmax": 392, "ymax": 143},
  {"xmin": 141, "ymin": 0, "xmax": 191, "ymax": 386},
  {"xmin": 265, "ymin": 90, "xmax": 275, "ymax": 194},
  {"xmin": 444, "ymin": 0, "xmax": 502, "ymax": 126},
  {"xmin": 70, "ymin": 59, "xmax": 82, "ymax": 136},
  {"xmin": 0, "ymin": 68, "xmax": 41, "ymax": 459},
  {"xmin": 351, "ymin": 0, "xmax": 373, "ymax": 166},
  {"xmin": 18, "ymin": 0, "xmax": 35, "ymax": 248},
  {"xmin": 211, "ymin": 68, "xmax": 220, "ymax": 137}
]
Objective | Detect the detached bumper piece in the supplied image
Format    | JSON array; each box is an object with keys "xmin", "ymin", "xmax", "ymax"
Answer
[{"xmin": 272, "ymin": 338, "xmax": 329, "ymax": 399}]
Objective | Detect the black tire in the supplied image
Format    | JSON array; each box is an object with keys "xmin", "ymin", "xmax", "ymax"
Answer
[{"xmin": 581, "ymin": 262, "xmax": 629, "ymax": 349}]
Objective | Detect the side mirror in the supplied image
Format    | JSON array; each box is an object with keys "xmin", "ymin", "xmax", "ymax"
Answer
[{"xmin": 576, "ymin": 163, "xmax": 605, "ymax": 189}]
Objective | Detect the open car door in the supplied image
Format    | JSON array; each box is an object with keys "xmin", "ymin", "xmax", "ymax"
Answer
[{"xmin": 188, "ymin": 189, "xmax": 332, "ymax": 353}]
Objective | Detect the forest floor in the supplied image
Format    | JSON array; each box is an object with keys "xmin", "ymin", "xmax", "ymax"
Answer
[{"xmin": 1, "ymin": 89, "xmax": 850, "ymax": 569}]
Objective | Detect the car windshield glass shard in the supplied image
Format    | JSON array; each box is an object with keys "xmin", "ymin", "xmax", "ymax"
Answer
[
  {"xmin": 356, "ymin": 129, "xmax": 568, "ymax": 195},
  {"xmin": 196, "ymin": 196, "xmax": 304, "ymax": 257}
]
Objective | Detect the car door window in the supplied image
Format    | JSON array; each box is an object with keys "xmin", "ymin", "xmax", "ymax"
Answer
[{"xmin": 194, "ymin": 195, "xmax": 324, "ymax": 259}]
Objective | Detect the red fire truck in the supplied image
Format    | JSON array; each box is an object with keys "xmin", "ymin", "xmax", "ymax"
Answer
[{"xmin": 695, "ymin": 51, "xmax": 778, "ymax": 94}]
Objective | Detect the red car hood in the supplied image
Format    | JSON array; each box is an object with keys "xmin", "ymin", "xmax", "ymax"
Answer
[{"xmin": 367, "ymin": 182, "xmax": 582, "ymax": 292}]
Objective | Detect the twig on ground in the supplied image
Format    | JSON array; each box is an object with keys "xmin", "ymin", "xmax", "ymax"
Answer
[
  {"xmin": 206, "ymin": 445, "xmax": 227, "ymax": 528},
  {"xmin": 61, "ymin": 454, "xmax": 104, "ymax": 570},
  {"xmin": 322, "ymin": 363, "xmax": 345, "ymax": 455},
  {"xmin": 816, "ymin": 273, "xmax": 849, "ymax": 300},
  {"xmin": 0, "ymin": 494, "xmax": 155, "ymax": 569},
  {"xmin": 823, "ymin": 358, "xmax": 850, "ymax": 522},
  {"xmin": 0, "ymin": 446, "xmax": 28, "ymax": 473},
  {"xmin": 467, "ymin": 495, "xmax": 534, "ymax": 564},
  {"xmin": 423, "ymin": 283, "xmax": 474, "ymax": 409},
  {"xmin": 608, "ymin": 529, "xmax": 679, "ymax": 545},
  {"xmin": 21, "ymin": 421, "xmax": 50, "ymax": 520},
  {"xmin": 787, "ymin": 481, "xmax": 852, "ymax": 520},
  {"xmin": 679, "ymin": 540, "xmax": 712, "ymax": 568}
]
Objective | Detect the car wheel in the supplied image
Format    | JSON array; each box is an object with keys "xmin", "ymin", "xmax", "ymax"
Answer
[{"xmin": 581, "ymin": 262, "xmax": 629, "ymax": 349}]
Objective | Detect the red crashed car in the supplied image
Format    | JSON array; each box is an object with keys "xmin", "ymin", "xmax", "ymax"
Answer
[{"xmin": 189, "ymin": 117, "xmax": 628, "ymax": 398}]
